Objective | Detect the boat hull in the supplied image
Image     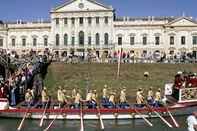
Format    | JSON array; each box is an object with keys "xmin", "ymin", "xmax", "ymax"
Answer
[{"xmin": 0, "ymin": 103, "xmax": 196, "ymax": 120}]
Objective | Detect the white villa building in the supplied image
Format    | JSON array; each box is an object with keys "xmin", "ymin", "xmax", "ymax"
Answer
[{"xmin": 0, "ymin": 0, "xmax": 197, "ymax": 59}]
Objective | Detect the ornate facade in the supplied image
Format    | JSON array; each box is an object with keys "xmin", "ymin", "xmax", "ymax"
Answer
[{"xmin": 0, "ymin": 0, "xmax": 197, "ymax": 58}]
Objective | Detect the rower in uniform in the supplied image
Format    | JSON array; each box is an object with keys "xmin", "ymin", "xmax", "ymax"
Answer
[
  {"xmin": 57, "ymin": 86, "xmax": 66, "ymax": 108},
  {"xmin": 136, "ymin": 88, "xmax": 144, "ymax": 108},
  {"xmin": 62, "ymin": 89, "xmax": 68, "ymax": 107},
  {"xmin": 108, "ymin": 92, "xmax": 116, "ymax": 108},
  {"xmin": 147, "ymin": 87, "xmax": 154, "ymax": 106},
  {"xmin": 101, "ymin": 84, "xmax": 109, "ymax": 108},
  {"xmin": 25, "ymin": 89, "xmax": 33, "ymax": 108},
  {"xmin": 86, "ymin": 90, "xmax": 93, "ymax": 108},
  {"xmin": 91, "ymin": 90, "xmax": 97, "ymax": 109},
  {"xmin": 41, "ymin": 87, "xmax": 49, "ymax": 108},
  {"xmin": 154, "ymin": 88, "xmax": 161, "ymax": 107},
  {"xmin": 74, "ymin": 91, "xmax": 82, "ymax": 109},
  {"xmin": 102, "ymin": 85, "xmax": 108, "ymax": 101},
  {"xmin": 72, "ymin": 88, "xmax": 77, "ymax": 99},
  {"xmin": 119, "ymin": 88, "xmax": 129, "ymax": 109}
]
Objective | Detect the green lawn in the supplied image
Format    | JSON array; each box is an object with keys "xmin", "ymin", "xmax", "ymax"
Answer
[{"xmin": 44, "ymin": 63, "xmax": 197, "ymax": 101}]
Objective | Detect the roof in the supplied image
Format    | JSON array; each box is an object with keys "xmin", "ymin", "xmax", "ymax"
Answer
[
  {"xmin": 167, "ymin": 16, "xmax": 197, "ymax": 25},
  {"xmin": 53, "ymin": 0, "xmax": 113, "ymax": 11}
]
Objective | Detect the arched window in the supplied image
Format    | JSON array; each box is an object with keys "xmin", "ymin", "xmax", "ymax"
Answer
[
  {"xmin": 0, "ymin": 36, "xmax": 3, "ymax": 47},
  {"xmin": 33, "ymin": 38, "xmax": 37, "ymax": 46},
  {"xmin": 104, "ymin": 33, "xmax": 109, "ymax": 45},
  {"xmin": 10, "ymin": 36, "xmax": 16, "ymax": 47},
  {"xmin": 96, "ymin": 33, "xmax": 100, "ymax": 45},
  {"xmin": 43, "ymin": 35, "xmax": 48, "ymax": 46},
  {"xmin": 56, "ymin": 34, "xmax": 59, "ymax": 46},
  {"xmin": 79, "ymin": 31, "xmax": 84, "ymax": 45},
  {"xmin": 64, "ymin": 33, "xmax": 68, "ymax": 45}
]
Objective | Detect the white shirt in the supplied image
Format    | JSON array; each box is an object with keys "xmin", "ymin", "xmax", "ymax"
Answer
[{"xmin": 187, "ymin": 115, "xmax": 197, "ymax": 131}]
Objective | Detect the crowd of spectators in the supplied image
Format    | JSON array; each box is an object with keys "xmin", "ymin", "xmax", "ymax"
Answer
[
  {"xmin": 0, "ymin": 49, "xmax": 52, "ymax": 107},
  {"xmin": 54, "ymin": 50, "xmax": 197, "ymax": 64},
  {"xmin": 174, "ymin": 71, "xmax": 197, "ymax": 89}
]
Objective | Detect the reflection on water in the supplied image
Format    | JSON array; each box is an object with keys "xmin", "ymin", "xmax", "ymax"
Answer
[{"xmin": 0, "ymin": 116, "xmax": 187, "ymax": 131}]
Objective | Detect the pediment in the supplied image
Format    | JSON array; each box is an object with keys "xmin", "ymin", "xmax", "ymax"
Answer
[
  {"xmin": 167, "ymin": 17, "xmax": 197, "ymax": 26},
  {"xmin": 53, "ymin": 0, "xmax": 112, "ymax": 12}
]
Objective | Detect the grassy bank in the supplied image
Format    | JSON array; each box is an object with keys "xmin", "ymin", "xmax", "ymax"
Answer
[{"xmin": 44, "ymin": 63, "xmax": 197, "ymax": 101}]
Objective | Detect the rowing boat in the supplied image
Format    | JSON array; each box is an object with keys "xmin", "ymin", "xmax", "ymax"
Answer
[
  {"xmin": 0, "ymin": 84, "xmax": 196, "ymax": 120},
  {"xmin": 0, "ymin": 102, "xmax": 196, "ymax": 120}
]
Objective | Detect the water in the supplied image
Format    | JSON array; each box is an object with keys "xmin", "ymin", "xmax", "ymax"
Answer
[{"xmin": 0, "ymin": 116, "xmax": 188, "ymax": 131}]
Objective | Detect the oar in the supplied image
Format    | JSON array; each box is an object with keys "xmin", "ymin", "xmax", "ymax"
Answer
[
  {"xmin": 43, "ymin": 115, "xmax": 58, "ymax": 131},
  {"xmin": 134, "ymin": 109, "xmax": 153, "ymax": 127},
  {"xmin": 43, "ymin": 108, "xmax": 63, "ymax": 131},
  {"xmin": 146, "ymin": 104, "xmax": 173, "ymax": 128},
  {"xmin": 80, "ymin": 103, "xmax": 84, "ymax": 131},
  {"xmin": 97, "ymin": 105, "xmax": 104, "ymax": 130},
  {"xmin": 39, "ymin": 101, "xmax": 49, "ymax": 127},
  {"xmin": 163, "ymin": 104, "xmax": 179, "ymax": 128},
  {"xmin": 17, "ymin": 108, "xmax": 30, "ymax": 131}
]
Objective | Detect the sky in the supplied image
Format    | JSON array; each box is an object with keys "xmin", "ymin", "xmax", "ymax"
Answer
[{"xmin": 0, "ymin": 0, "xmax": 197, "ymax": 21}]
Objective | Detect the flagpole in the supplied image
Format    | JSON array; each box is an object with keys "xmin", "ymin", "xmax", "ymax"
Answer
[{"xmin": 117, "ymin": 48, "xmax": 122, "ymax": 79}]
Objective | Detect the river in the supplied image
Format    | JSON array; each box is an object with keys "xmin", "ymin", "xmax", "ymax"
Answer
[{"xmin": 0, "ymin": 116, "xmax": 188, "ymax": 131}]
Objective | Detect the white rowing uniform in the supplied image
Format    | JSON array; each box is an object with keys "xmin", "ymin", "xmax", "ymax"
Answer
[
  {"xmin": 187, "ymin": 115, "xmax": 197, "ymax": 131},
  {"xmin": 155, "ymin": 91, "xmax": 161, "ymax": 101},
  {"xmin": 72, "ymin": 89, "xmax": 76, "ymax": 98},
  {"xmin": 86, "ymin": 92, "xmax": 92, "ymax": 101},
  {"xmin": 109, "ymin": 94, "xmax": 115, "ymax": 104},
  {"xmin": 103, "ymin": 88, "xmax": 107, "ymax": 98},
  {"xmin": 147, "ymin": 90, "xmax": 153, "ymax": 100},
  {"xmin": 74, "ymin": 93, "xmax": 81, "ymax": 104},
  {"xmin": 120, "ymin": 90, "xmax": 126, "ymax": 103},
  {"xmin": 136, "ymin": 91, "xmax": 144, "ymax": 104},
  {"xmin": 92, "ymin": 93, "xmax": 97, "ymax": 102}
]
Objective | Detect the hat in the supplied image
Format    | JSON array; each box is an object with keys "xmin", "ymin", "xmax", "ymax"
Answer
[
  {"xmin": 44, "ymin": 87, "xmax": 47, "ymax": 90},
  {"xmin": 144, "ymin": 71, "xmax": 149, "ymax": 74},
  {"xmin": 63, "ymin": 89, "xmax": 66, "ymax": 93},
  {"xmin": 177, "ymin": 71, "xmax": 183, "ymax": 75},
  {"xmin": 104, "ymin": 84, "xmax": 107, "ymax": 88}
]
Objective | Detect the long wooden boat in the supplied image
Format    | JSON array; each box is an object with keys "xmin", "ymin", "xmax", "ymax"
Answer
[
  {"xmin": 0, "ymin": 101, "xmax": 196, "ymax": 120},
  {"xmin": 0, "ymin": 85, "xmax": 197, "ymax": 120}
]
